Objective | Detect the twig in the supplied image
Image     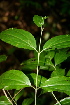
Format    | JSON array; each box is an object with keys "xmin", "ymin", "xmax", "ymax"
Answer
[
  {"xmin": 2, "ymin": 89, "xmax": 13, "ymax": 105},
  {"xmin": 7, "ymin": 90, "xmax": 17, "ymax": 105},
  {"xmin": 52, "ymin": 91, "xmax": 61, "ymax": 105}
]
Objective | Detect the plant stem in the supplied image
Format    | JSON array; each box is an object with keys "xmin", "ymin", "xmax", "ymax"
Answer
[
  {"xmin": 12, "ymin": 88, "xmax": 23, "ymax": 100},
  {"xmin": 35, "ymin": 56, "xmax": 39, "ymax": 105},
  {"xmin": 52, "ymin": 92, "xmax": 61, "ymax": 105},
  {"xmin": 2, "ymin": 89, "xmax": 13, "ymax": 105},
  {"xmin": 35, "ymin": 89, "xmax": 37, "ymax": 105},
  {"xmin": 35, "ymin": 26, "xmax": 43, "ymax": 105},
  {"xmin": 7, "ymin": 90, "xmax": 17, "ymax": 105},
  {"xmin": 39, "ymin": 26, "xmax": 43, "ymax": 52}
]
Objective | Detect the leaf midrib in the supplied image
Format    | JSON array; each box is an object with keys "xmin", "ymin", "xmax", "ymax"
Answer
[
  {"xmin": 42, "ymin": 84, "xmax": 70, "ymax": 87},
  {"xmin": 1, "ymin": 32, "xmax": 36, "ymax": 50}
]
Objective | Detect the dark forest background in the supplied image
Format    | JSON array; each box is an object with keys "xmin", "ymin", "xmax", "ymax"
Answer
[{"xmin": 0, "ymin": 0, "xmax": 70, "ymax": 105}]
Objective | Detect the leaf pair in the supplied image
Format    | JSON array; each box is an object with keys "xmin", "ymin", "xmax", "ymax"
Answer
[
  {"xmin": 0, "ymin": 70, "xmax": 70, "ymax": 96},
  {"xmin": 0, "ymin": 16, "xmax": 70, "ymax": 52},
  {"xmin": 0, "ymin": 28, "xmax": 70, "ymax": 53}
]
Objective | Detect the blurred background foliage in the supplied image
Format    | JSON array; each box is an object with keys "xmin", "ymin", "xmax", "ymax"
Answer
[{"xmin": 0, "ymin": 0, "xmax": 70, "ymax": 105}]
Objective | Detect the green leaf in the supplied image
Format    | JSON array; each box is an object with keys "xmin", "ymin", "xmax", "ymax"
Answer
[
  {"xmin": 54, "ymin": 97, "xmax": 70, "ymax": 105},
  {"xmin": 22, "ymin": 98, "xmax": 34, "ymax": 105},
  {"xmin": 43, "ymin": 35, "xmax": 70, "ymax": 51},
  {"xmin": 45, "ymin": 58, "xmax": 55, "ymax": 70},
  {"xmin": 21, "ymin": 64, "xmax": 36, "ymax": 71},
  {"xmin": 40, "ymin": 59, "xmax": 55, "ymax": 71},
  {"xmin": 51, "ymin": 68, "xmax": 65, "ymax": 77},
  {"xmin": 54, "ymin": 50, "xmax": 68, "ymax": 66},
  {"xmin": 22, "ymin": 58, "xmax": 45, "ymax": 66},
  {"xmin": 0, "ymin": 55, "xmax": 7, "ymax": 62},
  {"xmin": 21, "ymin": 57, "xmax": 46, "ymax": 70},
  {"xmin": 21, "ymin": 58, "xmax": 37, "ymax": 65},
  {"xmin": 0, "ymin": 70, "xmax": 31, "ymax": 90},
  {"xmin": 66, "ymin": 70, "xmax": 70, "ymax": 77},
  {"xmin": 33, "ymin": 15, "xmax": 44, "ymax": 27},
  {"xmin": 41, "ymin": 76, "xmax": 70, "ymax": 95},
  {"xmin": 45, "ymin": 50, "xmax": 55, "ymax": 60},
  {"xmin": 21, "ymin": 58, "xmax": 37, "ymax": 70},
  {"xmin": 28, "ymin": 73, "xmax": 47, "ymax": 87},
  {"xmin": 21, "ymin": 56, "xmax": 55, "ymax": 71},
  {"xmin": 0, "ymin": 28, "xmax": 36, "ymax": 50},
  {"xmin": 40, "ymin": 65, "xmax": 50, "ymax": 70},
  {"xmin": 0, "ymin": 96, "xmax": 11, "ymax": 105}
]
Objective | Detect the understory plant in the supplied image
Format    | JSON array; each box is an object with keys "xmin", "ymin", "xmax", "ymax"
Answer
[{"xmin": 0, "ymin": 15, "xmax": 70, "ymax": 105}]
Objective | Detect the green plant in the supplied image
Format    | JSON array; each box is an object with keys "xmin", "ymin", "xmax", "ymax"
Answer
[{"xmin": 0, "ymin": 15, "xmax": 70, "ymax": 105}]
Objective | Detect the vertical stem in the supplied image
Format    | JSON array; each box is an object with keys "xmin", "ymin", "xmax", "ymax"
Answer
[
  {"xmin": 35, "ymin": 53, "xmax": 40, "ymax": 105},
  {"xmin": 39, "ymin": 26, "xmax": 43, "ymax": 52},
  {"xmin": 35, "ymin": 26, "xmax": 43, "ymax": 105},
  {"xmin": 35, "ymin": 89, "xmax": 37, "ymax": 105}
]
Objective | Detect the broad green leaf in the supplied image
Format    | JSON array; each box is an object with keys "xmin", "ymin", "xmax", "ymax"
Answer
[
  {"xmin": 21, "ymin": 58, "xmax": 37, "ymax": 65},
  {"xmin": 54, "ymin": 50, "xmax": 68, "ymax": 66},
  {"xmin": 40, "ymin": 59, "xmax": 55, "ymax": 71},
  {"xmin": 33, "ymin": 15, "xmax": 44, "ymax": 27},
  {"xmin": 21, "ymin": 64, "xmax": 36, "ymax": 71},
  {"xmin": 40, "ymin": 65, "xmax": 49, "ymax": 70},
  {"xmin": 43, "ymin": 35, "xmax": 70, "ymax": 51},
  {"xmin": 0, "ymin": 28, "xmax": 36, "ymax": 50},
  {"xmin": 22, "ymin": 98, "xmax": 34, "ymax": 105},
  {"xmin": 0, "ymin": 96, "xmax": 11, "ymax": 105},
  {"xmin": 66, "ymin": 70, "xmax": 70, "ymax": 77},
  {"xmin": 0, "ymin": 55, "xmax": 7, "ymax": 62},
  {"xmin": 51, "ymin": 68, "xmax": 65, "ymax": 77},
  {"xmin": 41, "ymin": 76, "xmax": 70, "ymax": 95},
  {"xmin": 21, "ymin": 57, "xmax": 45, "ymax": 70},
  {"xmin": 0, "ymin": 70, "xmax": 31, "ymax": 90},
  {"xmin": 55, "ymin": 97, "xmax": 70, "ymax": 105},
  {"xmin": 45, "ymin": 58, "xmax": 55, "ymax": 70},
  {"xmin": 21, "ymin": 58, "xmax": 45, "ymax": 66},
  {"xmin": 21, "ymin": 58, "xmax": 37, "ymax": 70},
  {"xmin": 45, "ymin": 50, "xmax": 55, "ymax": 60},
  {"xmin": 40, "ymin": 65, "xmax": 55, "ymax": 71},
  {"xmin": 40, "ymin": 58, "xmax": 55, "ymax": 71},
  {"xmin": 27, "ymin": 73, "xmax": 47, "ymax": 87},
  {"xmin": 21, "ymin": 57, "xmax": 55, "ymax": 71}
]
